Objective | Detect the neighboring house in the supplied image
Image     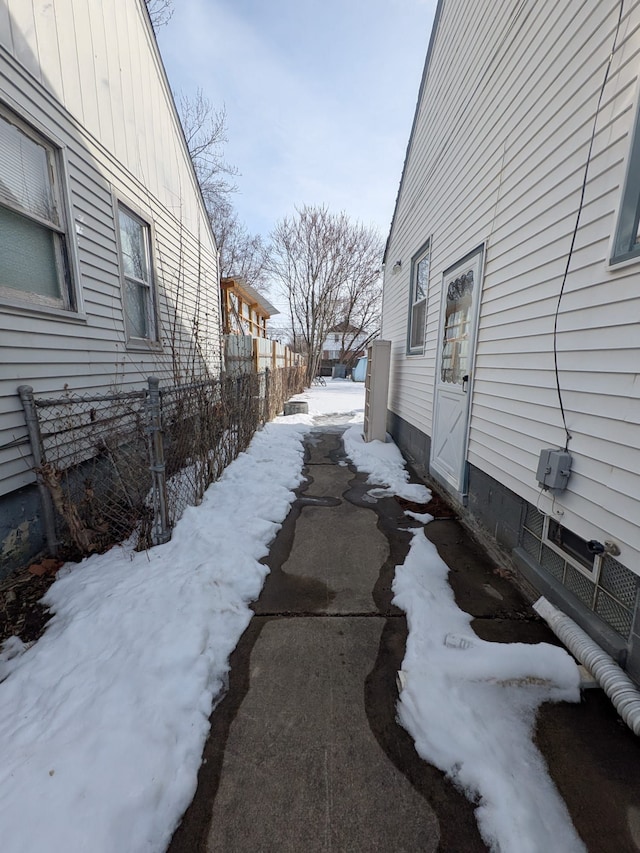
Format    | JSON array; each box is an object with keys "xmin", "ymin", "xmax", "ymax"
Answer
[
  {"xmin": 0, "ymin": 0, "xmax": 222, "ymax": 571},
  {"xmin": 220, "ymin": 275, "xmax": 300, "ymax": 373},
  {"xmin": 321, "ymin": 322, "xmax": 373, "ymax": 367},
  {"xmin": 221, "ymin": 276, "xmax": 278, "ymax": 339},
  {"xmin": 381, "ymin": 1, "xmax": 640, "ymax": 681}
]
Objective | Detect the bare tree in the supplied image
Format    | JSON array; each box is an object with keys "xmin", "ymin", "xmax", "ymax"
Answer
[
  {"xmin": 179, "ymin": 90, "xmax": 238, "ymax": 215},
  {"xmin": 336, "ymin": 275, "xmax": 382, "ymax": 368},
  {"xmin": 268, "ymin": 205, "xmax": 383, "ymax": 383},
  {"xmin": 145, "ymin": 0, "xmax": 173, "ymax": 29},
  {"xmin": 209, "ymin": 204, "xmax": 270, "ymax": 293},
  {"xmin": 178, "ymin": 92, "xmax": 269, "ymax": 292}
]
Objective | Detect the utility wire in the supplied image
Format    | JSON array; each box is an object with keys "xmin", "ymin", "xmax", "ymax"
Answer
[{"xmin": 553, "ymin": 0, "xmax": 625, "ymax": 451}]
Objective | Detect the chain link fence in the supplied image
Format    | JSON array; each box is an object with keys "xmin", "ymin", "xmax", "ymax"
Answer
[{"xmin": 19, "ymin": 366, "xmax": 306, "ymax": 560}]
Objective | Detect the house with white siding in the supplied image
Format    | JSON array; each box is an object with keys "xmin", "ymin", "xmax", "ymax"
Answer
[
  {"xmin": 381, "ymin": 0, "xmax": 640, "ymax": 681},
  {"xmin": 0, "ymin": 0, "xmax": 222, "ymax": 572}
]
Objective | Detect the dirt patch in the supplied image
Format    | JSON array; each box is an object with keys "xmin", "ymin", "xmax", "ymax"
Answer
[
  {"xmin": 0, "ymin": 560, "xmax": 61, "ymax": 646},
  {"xmin": 395, "ymin": 493, "xmax": 456, "ymax": 519}
]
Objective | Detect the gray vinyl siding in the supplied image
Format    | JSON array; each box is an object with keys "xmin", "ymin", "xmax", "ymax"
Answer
[
  {"xmin": 382, "ymin": 0, "xmax": 640, "ymax": 575},
  {"xmin": 0, "ymin": 0, "xmax": 222, "ymax": 496}
]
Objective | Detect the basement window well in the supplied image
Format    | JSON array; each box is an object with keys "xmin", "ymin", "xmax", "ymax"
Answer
[
  {"xmin": 546, "ymin": 518, "xmax": 599, "ymax": 577},
  {"xmin": 522, "ymin": 505, "xmax": 637, "ymax": 639}
]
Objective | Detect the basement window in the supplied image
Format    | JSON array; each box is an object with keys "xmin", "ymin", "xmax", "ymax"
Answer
[{"xmin": 544, "ymin": 517, "xmax": 602, "ymax": 581}]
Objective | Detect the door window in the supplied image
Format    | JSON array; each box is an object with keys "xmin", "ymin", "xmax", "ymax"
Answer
[{"xmin": 440, "ymin": 270, "xmax": 473, "ymax": 384}]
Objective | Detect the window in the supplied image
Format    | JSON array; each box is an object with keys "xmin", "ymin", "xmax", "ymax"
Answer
[
  {"xmin": 117, "ymin": 204, "xmax": 157, "ymax": 342},
  {"xmin": 0, "ymin": 107, "xmax": 74, "ymax": 309},
  {"xmin": 440, "ymin": 269, "xmax": 473, "ymax": 384},
  {"xmin": 545, "ymin": 517, "xmax": 602, "ymax": 581},
  {"xmin": 612, "ymin": 105, "xmax": 640, "ymax": 263},
  {"xmin": 407, "ymin": 242, "xmax": 430, "ymax": 353}
]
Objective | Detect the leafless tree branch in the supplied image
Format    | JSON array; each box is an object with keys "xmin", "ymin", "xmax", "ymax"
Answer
[
  {"xmin": 209, "ymin": 205, "xmax": 270, "ymax": 293},
  {"xmin": 145, "ymin": 0, "xmax": 174, "ymax": 29},
  {"xmin": 268, "ymin": 205, "xmax": 383, "ymax": 383},
  {"xmin": 178, "ymin": 90, "xmax": 239, "ymax": 213}
]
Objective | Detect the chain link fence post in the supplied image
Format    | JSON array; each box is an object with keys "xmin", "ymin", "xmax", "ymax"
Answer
[
  {"xmin": 264, "ymin": 367, "xmax": 270, "ymax": 423},
  {"xmin": 18, "ymin": 384, "xmax": 58, "ymax": 556},
  {"xmin": 146, "ymin": 376, "xmax": 171, "ymax": 545}
]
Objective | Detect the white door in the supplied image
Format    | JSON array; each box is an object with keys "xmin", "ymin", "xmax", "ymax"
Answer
[{"xmin": 430, "ymin": 247, "xmax": 484, "ymax": 494}]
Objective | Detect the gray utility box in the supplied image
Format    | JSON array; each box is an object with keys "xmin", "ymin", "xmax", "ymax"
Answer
[{"xmin": 536, "ymin": 448, "xmax": 572, "ymax": 493}]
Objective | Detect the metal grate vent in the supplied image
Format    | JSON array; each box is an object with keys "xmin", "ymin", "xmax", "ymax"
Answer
[
  {"xmin": 524, "ymin": 505, "xmax": 545, "ymax": 538},
  {"xmin": 522, "ymin": 529, "xmax": 541, "ymax": 560},
  {"xmin": 595, "ymin": 589, "xmax": 633, "ymax": 639},
  {"xmin": 540, "ymin": 545, "xmax": 565, "ymax": 582},
  {"xmin": 520, "ymin": 499, "xmax": 636, "ymax": 640},
  {"xmin": 600, "ymin": 556, "xmax": 638, "ymax": 610},
  {"xmin": 564, "ymin": 565, "xmax": 596, "ymax": 609}
]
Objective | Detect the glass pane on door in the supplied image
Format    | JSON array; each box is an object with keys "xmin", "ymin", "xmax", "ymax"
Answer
[{"xmin": 440, "ymin": 269, "xmax": 474, "ymax": 384}]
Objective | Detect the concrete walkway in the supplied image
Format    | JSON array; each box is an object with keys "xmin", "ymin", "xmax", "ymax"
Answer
[{"xmin": 168, "ymin": 428, "xmax": 640, "ymax": 853}]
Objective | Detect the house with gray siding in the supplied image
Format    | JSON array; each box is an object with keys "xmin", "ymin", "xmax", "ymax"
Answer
[
  {"xmin": 0, "ymin": 0, "xmax": 222, "ymax": 572},
  {"xmin": 381, "ymin": 0, "xmax": 640, "ymax": 681}
]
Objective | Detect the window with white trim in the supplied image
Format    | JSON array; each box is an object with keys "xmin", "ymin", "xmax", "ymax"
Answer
[
  {"xmin": 545, "ymin": 517, "xmax": 602, "ymax": 581},
  {"xmin": 117, "ymin": 204, "xmax": 157, "ymax": 342},
  {"xmin": 0, "ymin": 107, "xmax": 74, "ymax": 309},
  {"xmin": 612, "ymin": 105, "xmax": 640, "ymax": 263},
  {"xmin": 407, "ymin": 242, "xmax": 430, "ymax": 353}
]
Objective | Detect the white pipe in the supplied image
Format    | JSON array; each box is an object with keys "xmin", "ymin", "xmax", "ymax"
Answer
[{"xmin": 533, "ymin": 596, "xmax": 640, "ymax": 737}]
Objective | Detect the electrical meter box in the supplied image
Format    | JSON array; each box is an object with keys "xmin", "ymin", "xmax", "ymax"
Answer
[{"xmin": 536, "ymin": 448, "xmax": 572, "ymax": 493}]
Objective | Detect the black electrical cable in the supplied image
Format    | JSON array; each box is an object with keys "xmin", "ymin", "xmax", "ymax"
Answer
[{"xmin": 553, "ymin": 0, "xmax": 625, "ymax": 451}]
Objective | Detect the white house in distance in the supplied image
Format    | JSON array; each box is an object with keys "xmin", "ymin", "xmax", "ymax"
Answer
[
  {"xmin": 321, "ymin": 322, "xmax": 374, "ymax": 372},
  {"xmin": 0, "ymin": 0, "xmax": 222, "ymax": 574},
  {"xmin": 381, "ymin": 1, "xmax": 640, "ymax": 681}
]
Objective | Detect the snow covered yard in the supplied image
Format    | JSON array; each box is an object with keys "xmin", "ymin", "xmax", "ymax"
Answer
[
  {"xmin": 0, "ymin": 379, "xmax": 585, "ymax": 853},
  {"xmin": 0, "ymin": 380, "xmax": 364, "ymax": 853}
]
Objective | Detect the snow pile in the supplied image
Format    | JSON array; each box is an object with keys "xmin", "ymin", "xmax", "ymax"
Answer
[
  {"xmin": 393, "ymin": 532, "xmax": 585, "ymax": 853},
  {"xmin": 0, "ymin": 422, "xmax": 308, "ymax": 853},
  {"xmin": 342, "ymin": 425, "xmax": 585, "ymax": 851},
  {"xmin": 404, "ymin": 509, "xmax": 434, "ymax": 524},
  {"xmin": 342, "ymin": 425, "xmax": 431, "ymax": 503}
]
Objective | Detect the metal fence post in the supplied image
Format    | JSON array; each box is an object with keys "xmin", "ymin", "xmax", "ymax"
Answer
[
  {"xmin": 264, "ymin": 367, "xmax": 270, "ymax": 423},
  {"xmin": 18, "ymin": 385, "xmax": 58, "ymax": 556},
  {"xmin": 147, "ymin": 376, "xmax": 171, "ymax": 545}
]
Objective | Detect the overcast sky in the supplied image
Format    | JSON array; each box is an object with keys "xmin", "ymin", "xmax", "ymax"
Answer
[{"xmin": 157, "ymin": 0, "xmax": 437, "ymax": 243}]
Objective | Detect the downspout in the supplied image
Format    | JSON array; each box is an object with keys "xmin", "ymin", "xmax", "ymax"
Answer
[{"xmin": 533, "ymin": 596, "xmax": 640, "ymax": 737}]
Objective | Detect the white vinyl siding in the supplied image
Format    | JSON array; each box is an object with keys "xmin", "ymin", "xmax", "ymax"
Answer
[
  {"xmin": 0, "ymin": 0, "xmax": 222, "ymax": 497},
  {"xmin": 381, "ymin": 0, "xmax": 640, "ymax": 575}
]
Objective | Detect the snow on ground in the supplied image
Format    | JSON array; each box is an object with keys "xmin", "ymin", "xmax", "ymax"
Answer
[
  {"xmin": 342, "ymin": 425, "xmax": 432, "ymax": 503},
  {"xmin": 0, "ymin": 379, "xmax": 584, "ymax": 853},
  {"xmin": 0, "ymin": 380, "xmax": 363, "ymax": 853},
  {"xmin": 344, "ymin": 433, "xmax": 585, "ymax": 853},
  {"xmin": 277, "ymin": 376, "xmax": 366, "ymax": 424}
]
